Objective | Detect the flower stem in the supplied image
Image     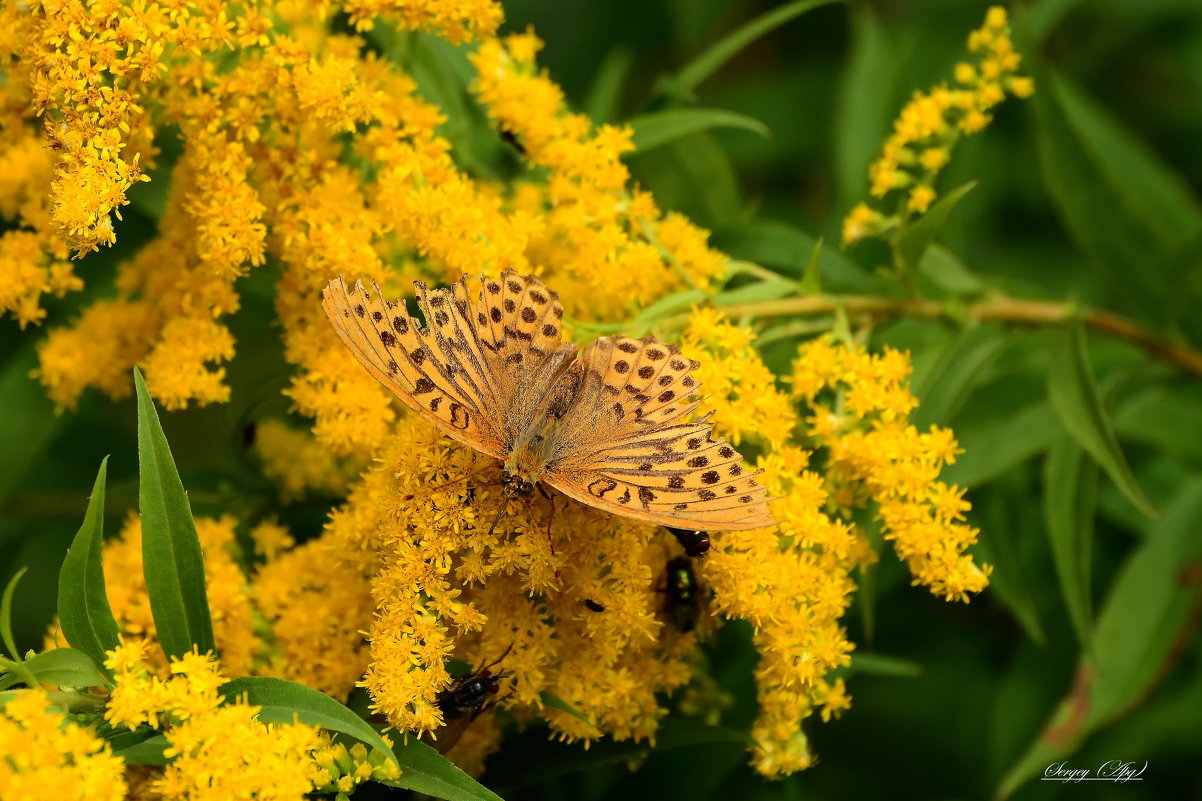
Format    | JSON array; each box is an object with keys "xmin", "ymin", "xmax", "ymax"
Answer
[{"xmin": 663, "ymin": 294, "xmax": 1202, "ymax": 377}]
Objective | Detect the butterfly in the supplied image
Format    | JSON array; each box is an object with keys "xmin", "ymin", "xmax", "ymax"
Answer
[{"xmin": 321, "ymin": 271, "xmax": 774, "ymax": 530}]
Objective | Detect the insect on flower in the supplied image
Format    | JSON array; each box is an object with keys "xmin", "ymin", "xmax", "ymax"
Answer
[
  {"xmin": 665, "ymin": 526, "xmax": 710, "ymax": 557},
  {"xmin": 662, "ymin": 556, "xmax": 702, "ymax": 633},
  {"xmin": 322, "ymin": 271, "xmax": 775, "ymax": 531},
  {"xmin": 432, "ymin": 649, "xmax": 512, "ymax": 753}
]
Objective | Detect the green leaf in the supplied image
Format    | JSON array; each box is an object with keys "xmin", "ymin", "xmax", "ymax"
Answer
[
  {"xmin": 918, "ymin": 244, "xmax": 985, "ymax": 295},
  {"xmin": 583, "ymin": 49, "xmax": 633, "ymax": 123},
  {"xmin": 134, "ymin": 367, "xmax": 216, "ymax": 660},
  {"xmin": 654, "ymin": 718, "xmax": 756, "ymax": 749},
  {"xmin": 21, "ymin": 648, "xmax": 105, "ymax": 689},
  {"xmin": 539, "ymin": 691, "xmax": 593, "ymax": 726},
  {"xmin": 672, "ymin": 0, "xmax": 842, "ymax": 92},
  {"xmin": 911, "ymin": 324, "xmax": 1009, "ymax": 429},
  {"xmin": 942, "ymin": 402, "xmax": 1060, "ymax": 488},
  {"xmin": 712, "ymin": 220, "xmax": 873, "ymax": 290},
  {"xmin": 800, "ymin": 236, "xmax": 824, "ymax": 295},
  {"xmin": 0, "ymin": 343, "xmax": 65, "ymax": 506},
  {"xmin": 1042, "ymin": 435, "xmax": 1098, "ymax": 654},
  {"xmin": 833, "ymin": 4, "xmax": 895, "ymax": 210},
  {"xmin": 633, "ymin": 288, "xmax": 708, "ymax": 327},
  {"xmin": 1047, "ymin": 320, "xmax": 1156, "ymax": 520},
  {"xmin": 997, "ymin": 478, "xmax": 1202, "ymax": 798},
  {"xmin": 628, "ymin": 108, "xmax": 769, "ymax": 154},
  {"xmin": 711, "ymin": 278, "xmax": 797, "ymax": 306},
  {"xmin": 219, "ymin": 676, "xmax": 398, "ymax": 767},
  {"xmin": 112, "ymin": 734, "xmax": 171, "ymax": 766},
  {"xmin": 897, "ymin": 181, "xmax": 977, "ymax": 273},
  {"xmin": 1016, "ymin": 11, "xmax": 1177, "ymax": 321},
  {"xmin": 383, "ymin": 737, "xmax": 504, "ymax": 801},
  {"xmin": 1, "ymin": 567, "xmax": 26, "ymax": 660},
  {"xmin": 974, "ymin": 487, "xmax": 1047, "ymax": 646},
  {"xmin": 1053, "ymin": 74, "xmax": 1202, "ymax": 254},
  {"xmin": 57, "ymin": 457, "xmax": 120, "ymax": 676},
  {"xmin": 847, "ymin": 652, "xmax": 923, "ymax": 678}
]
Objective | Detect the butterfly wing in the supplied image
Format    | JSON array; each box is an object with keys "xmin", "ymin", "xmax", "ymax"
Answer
[
  {"xmin": 322, "ymin": 276, "xmax": 506, "ymax": 457},
  {"xmin": 544, "ymin": 335, "xmax": 774, "ymax": 531}
]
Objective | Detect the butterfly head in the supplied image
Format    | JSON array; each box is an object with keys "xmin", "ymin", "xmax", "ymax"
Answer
[{"xmin": 499, "ymin": 469, "xmax": 536, "ymax": 499}]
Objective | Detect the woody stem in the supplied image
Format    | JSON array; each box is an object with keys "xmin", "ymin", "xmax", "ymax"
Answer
[{"xmin": 662, "ymin": 295, "xmax": 1202, "ymax": 377}]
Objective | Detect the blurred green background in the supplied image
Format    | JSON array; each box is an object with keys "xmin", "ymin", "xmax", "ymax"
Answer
[{"xmin": 4, "ymin": 0, "xmax": 1202, "ymax": 798}]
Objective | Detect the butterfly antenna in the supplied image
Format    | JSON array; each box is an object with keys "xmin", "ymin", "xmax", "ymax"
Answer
[{"xmin": 485, "ymin": 498, "xmax": 509, "ymax": 537}]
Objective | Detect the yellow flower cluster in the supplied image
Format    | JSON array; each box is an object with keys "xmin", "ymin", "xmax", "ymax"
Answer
[
  {"xmin": 322, "ymin": 415, "xmax": 699, "ymax": 756},
  {"xmin": 104, "ymin": 642, "xmax": 325, "ymax": 801},
  {"xmin": 252, "ymin": 537, "xmax": 375, "ymax": 700},
  {"xmin": 680, "ymin": 307, "xmax": 798, "ymax": 447},
  {"xmin": 792, "ymin": 337, "xmax": 990, "ymax": 601},
  {"xmin": 843, "ymin": 6, "xmax": 1033, "ymax": 244},
  {"xmin": 252, "ymin": 420, "xmax": 362, "ymax": 501},
  {"xmin": 0, "ymin": 690, "xmax": 126, "ymax": 801},
  {"xmin": 472, "ymin": 33, "xmax": 726, "ymax": 318}
]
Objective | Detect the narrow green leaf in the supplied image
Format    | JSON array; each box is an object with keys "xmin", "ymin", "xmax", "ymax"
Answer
[
  {"xmin": 0, "ymin": 567, "xmax": 26, "ymax": 660},
  {"xmin": 1042, "ymin": 435, "xmax": 1098, "ymax": 653},
  {"xmin": 712, "ymin": 220, "xmax": 873, "ymax": 290},
  {"xmin": 220, "ymin": 676, "xmax": 397, "ymax": 767},
  {"xmin": 1016, "ymin": 10, "xmax": 1170, "ymax": 320},
  {"xmin": 654, "ymin": 718, "xmax": 756, "ymax": 749},
  {"xmin": 57, "ymin": 457, "xmax": 120, "ymax": 675},
  {"xmin": 0, "ymin": 344, "xmax": 65, "ymax": 505},
  {"xmin": 711, "ymin": 278, "xmax": 797, "ymax": 306},
  {"xmin": 897, "ymin": 181, "xmax": 977, "ymax": 272},
  {"xmin": 997, "ymin": 478, "xmax": 1202, "ymax": 798},
  {"xmin": 911, "ymin": 325, "xmax": 1009, "ymax": 429},
  {"xmin": 918, "ymin": 244, "xmax": 985, "ymax": 295},
  {"xmin": 113, "ymin": 734, "xmax": 171, "ymax": 766},
  {"xmin": 848, "ymin": 652, "xmax": 923, "ymax": 678},
  {"xmin": 1054, "ymin": 74, "xmax": 1202, "ymax": 253},
  {"xmin": 833, "ymin": 4, "xmax": 895, "ymax": 210},
  {"xmin": 583, "ymin": 49, "xmax": 633, "ymax": 123},
  {"xmin": 633, "ymin": 288, "xmax": 708, "ymax": 326},
  {"xmin": 1047, "ymin": 320, "xmax": 1156, "ymax": 520},
  {"xmin": 974, "ymin": 487, "xmax": 1047, "ymax": 646},
  {"xmin": 21, "ymin": 648, "xmax": 105, "ymax": 689},
  {"xmin": 134, "ymin": 367, "xmax": 216, "ymax": 660},
  {"xmin": 800, "ymin": 237, "xmax": 824, "ymax": 295},
  {"xmin": 942, "ymin": 402, "xmax": 1060, "ymax": 487},
  {"xmin": 673, "ymin": 0, "xmax": 842, "ymax": 91},
  {"xmin": 629, "ymin": 108, "xmax": 769, "ymax": 154},
  {"xmin": 539, "ymin": 691, "xmax": 593, "ymax": 726},
  {"xmin": 384, "ymin": 737, "xmax": 504, "ymax": 801}
]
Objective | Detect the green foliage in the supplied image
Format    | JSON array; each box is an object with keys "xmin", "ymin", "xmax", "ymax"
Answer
[{"xmin": 4, "ymin": 1, "xmax": 1202, "ymax": 798}]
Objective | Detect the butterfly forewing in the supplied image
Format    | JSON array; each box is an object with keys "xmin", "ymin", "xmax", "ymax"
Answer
[{"xmin": 322, "ymin": 277, "xmax": 506, "ymax": 457}]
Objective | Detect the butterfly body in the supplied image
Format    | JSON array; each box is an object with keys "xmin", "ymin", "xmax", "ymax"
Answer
[{"xmin": 322, "ymin": 271, "xmax": 774, "ymax": 530}]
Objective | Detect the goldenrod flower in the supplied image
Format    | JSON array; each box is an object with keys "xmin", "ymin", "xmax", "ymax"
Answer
[
  {"xmin": 843, "ymin": 6, "xmax": 1032, "ymax": 241},
  {"xmin": 0, "ymin": 690, "xmax": 126, "ymax": 801}
]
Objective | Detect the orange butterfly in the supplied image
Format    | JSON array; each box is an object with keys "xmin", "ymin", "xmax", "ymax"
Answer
[{"xmin": 321, "ymin": 272, "xmax": 774, "ymax": 530}]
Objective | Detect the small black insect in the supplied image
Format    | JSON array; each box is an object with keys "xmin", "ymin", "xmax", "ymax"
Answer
[
  {"xmin": 432, "ymin": 647, "xmax": 511, "ymax": 753},
  {"xmin": 663, "ymin": 556, "xmax": 701, "ymax": 633},
  {"xmin": 584, "ymin": 598, "xmax": 605, "ymax": 613},
  {"xmin": 499, "ymin": 125, "xmax": 526, "ymax": 155},
  {"xmin": 665, "ymin": 526, "xmax": 710, "ymax": 558}
]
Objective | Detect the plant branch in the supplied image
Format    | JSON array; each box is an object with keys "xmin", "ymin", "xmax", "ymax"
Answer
[{"xmin": 661, "ymin": 294, "xmax": 1202, "ymax": 377}]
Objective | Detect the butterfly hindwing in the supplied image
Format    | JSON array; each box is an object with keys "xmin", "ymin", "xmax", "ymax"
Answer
[
  {"xmin": 545, "ymin": 336, "xmax": 773, "ymax": 530},
  {"xmin": 322, "ymin": 276, "xmax": 506, "ymax": 457}
]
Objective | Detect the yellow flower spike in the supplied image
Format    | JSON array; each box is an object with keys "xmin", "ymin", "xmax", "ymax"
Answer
[
  {"xmin": 0, "ymin": 690, "xmax": 127, "ymax": 801},
  {"xmin": 908, "ymin": 185, "xmax": 937, "ymax": 214}
]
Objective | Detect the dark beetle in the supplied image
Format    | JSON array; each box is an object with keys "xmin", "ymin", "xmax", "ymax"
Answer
[
  {"xmin": 665, "ymin": 526, "xmax": 711, "ymax": 558},
  {"xmin": 663, "ymin": 556, "xmax": 702, "ymax": 633}
]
